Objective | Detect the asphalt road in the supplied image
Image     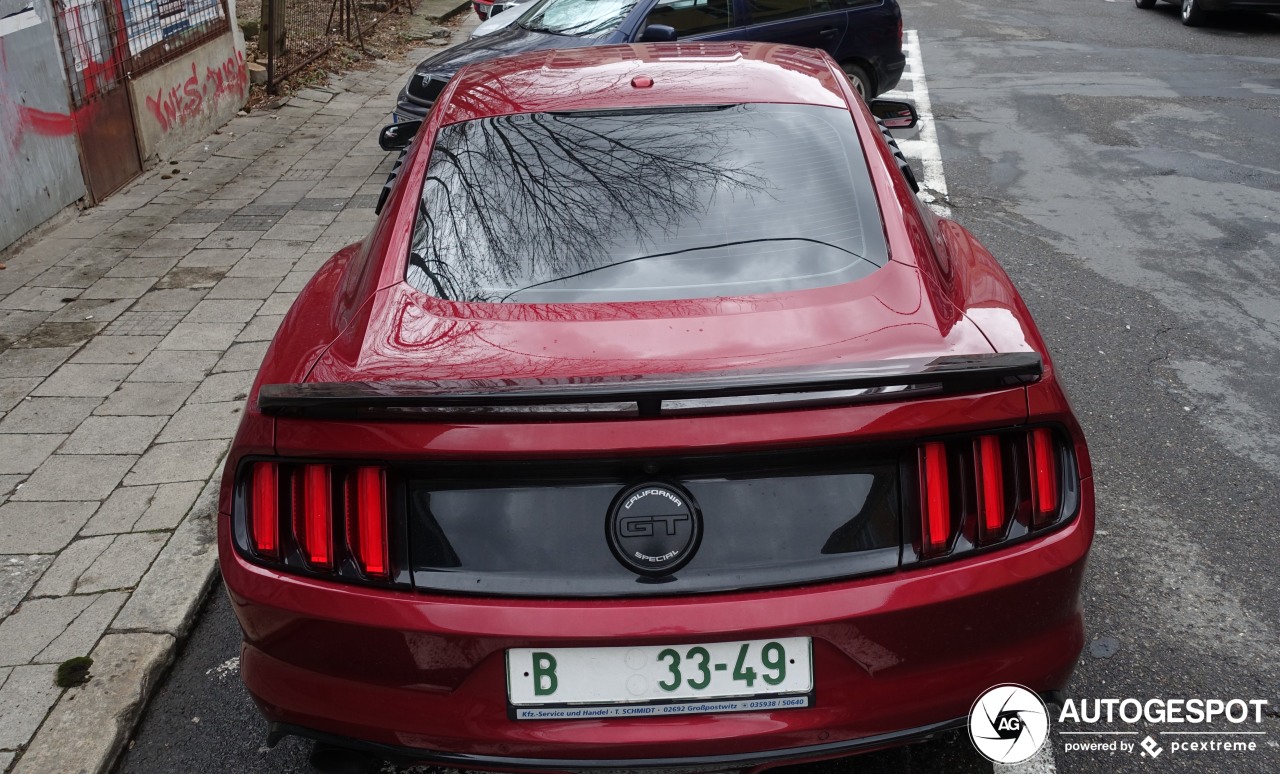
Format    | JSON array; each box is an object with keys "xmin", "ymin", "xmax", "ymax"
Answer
[
  {"xmin": 899, "ymin": 0, "xmax": 1280, "ymax": 771},
  {"xmin": 116, "ymin": 2, "xmax": 1280, "ymax": 772}
]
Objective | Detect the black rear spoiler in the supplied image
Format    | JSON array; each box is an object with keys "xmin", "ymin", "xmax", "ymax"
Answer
[{"xmin": 257, "ymin": 352, "xmax": 1041, "ymax": 420}]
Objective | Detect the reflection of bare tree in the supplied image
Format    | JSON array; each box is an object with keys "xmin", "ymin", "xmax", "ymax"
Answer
[{"xmin": 407, "ymin": 107, "xmax": 770, "ymax": 303}]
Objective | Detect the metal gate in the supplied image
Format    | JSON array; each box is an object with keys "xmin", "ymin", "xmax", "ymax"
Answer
[{"xmin": 54, "ymin": 0, "xmax": 142, "ymax": 202}]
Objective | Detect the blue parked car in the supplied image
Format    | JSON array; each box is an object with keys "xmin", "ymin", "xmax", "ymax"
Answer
[{"xmin": 394, "ymin": 0, "xmax": 905, "ymax": 120}]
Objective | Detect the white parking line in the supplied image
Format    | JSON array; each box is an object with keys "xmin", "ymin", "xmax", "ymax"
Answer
[
  {"xmin": 881, "ymin": 36, "xmax": 1059, "ymax": 773},
  {"xmin": 881, "ymin": 30, "xmax": 952, "ymax": 217}
]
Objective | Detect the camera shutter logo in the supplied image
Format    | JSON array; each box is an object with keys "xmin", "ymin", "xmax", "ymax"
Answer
[{"xmin": 968, "ymin": 684, "xmax": 1050, "ymax": 764}]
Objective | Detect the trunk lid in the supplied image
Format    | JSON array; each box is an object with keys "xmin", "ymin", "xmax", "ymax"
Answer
[{"xmin": 309, "ymin": 261, "xmax": 993, "ymax": 385}]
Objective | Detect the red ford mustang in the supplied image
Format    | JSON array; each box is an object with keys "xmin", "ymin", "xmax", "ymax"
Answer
[{"xmin": 219, "ymin": 41, "xmax": 1093, "ymax": 771}]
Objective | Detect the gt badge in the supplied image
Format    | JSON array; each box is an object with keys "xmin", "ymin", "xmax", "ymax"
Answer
[{"xmin": 606, "ymin": 483, "xmax": 701, "ymax": 577}]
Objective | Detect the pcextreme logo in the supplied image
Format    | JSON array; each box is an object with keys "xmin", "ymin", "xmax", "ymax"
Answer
[{"xmin": 968, "ymin": 684, "xmax": 1050, "ymax": 764}]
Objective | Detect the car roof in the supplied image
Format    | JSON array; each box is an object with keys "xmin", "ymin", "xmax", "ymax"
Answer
[{"xmin": 437, "ymin": 42, "xmax": 852, "ymax": 125}]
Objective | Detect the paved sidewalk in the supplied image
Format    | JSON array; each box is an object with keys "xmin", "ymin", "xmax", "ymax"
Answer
[{"xmin": 0, "ymin": 8, "xmax": 466, "ymax": 771}]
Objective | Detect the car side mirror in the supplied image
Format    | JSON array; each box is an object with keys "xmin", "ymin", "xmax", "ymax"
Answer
[
  {"xmin": 868, "ymin": 100, "xmax": 918, "ymax": 130},
  {"xmin": 378, "ymin": 120, "xmax": 422, "ymax": 152},
  {"xmin": 639, "ymin": 24, "xmax": 677, "ymax": 42}
]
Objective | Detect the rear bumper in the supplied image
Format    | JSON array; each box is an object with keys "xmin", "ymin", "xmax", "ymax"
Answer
[
  {"xmin": 269, "ymin": 715, "xmax": 977, "ymax": 771},
  {"xmin": 878, "ymin": 52, "xmax": 906, "ymax": 96},
  {"xmin": 221, "ymin": 477, "xmax": 1091, "ymax": 765}
]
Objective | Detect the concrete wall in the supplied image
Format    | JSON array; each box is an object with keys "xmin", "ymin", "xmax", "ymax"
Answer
[
  {"xmin": 0, "ymin": 0, "xmax": 88, "ymax": 251},
  {"xmin": 128, "ymin": 30, "xmax": 248, "ymax": 163}
]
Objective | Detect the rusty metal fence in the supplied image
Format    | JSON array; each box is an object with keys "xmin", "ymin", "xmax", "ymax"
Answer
[{"xmin": 261, "ymin": 0, "xmax": 414, "ymax": 92}]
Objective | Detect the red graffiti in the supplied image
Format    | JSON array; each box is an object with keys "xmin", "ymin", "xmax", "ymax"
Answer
[
  {"xmin": 145, "ymin": 62, "xmax": 203, "ymax": 131},
  {"xmin": 145, "ymin": 50, "xmax": 248, "ymax": 132},
  {"xmin": 20, "ymin": 106, "xmax": 75, "ymax": 135},
  {"xmin": 0, "ymin": 40, "xmax": 76, "ymax": 162}
]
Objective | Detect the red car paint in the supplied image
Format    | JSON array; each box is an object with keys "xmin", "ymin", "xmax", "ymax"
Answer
[{"xmin": 219, "ymin": 42, "xmax": 1093, "ymax": 768}]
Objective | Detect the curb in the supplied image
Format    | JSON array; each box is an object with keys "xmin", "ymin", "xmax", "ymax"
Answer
[
  {"xmin": 425, "ymin": 0, "xmax": 474, "ymax": 23},
  {"xmin": 10, "ymin": 471, "xmax": 221, "ymax": 774},
  {"xmin": 3, "ymin": 12, "xmax": 469, "ymax": 772}
]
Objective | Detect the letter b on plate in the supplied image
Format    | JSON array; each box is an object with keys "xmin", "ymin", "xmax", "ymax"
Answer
[{"xmin": 532, "ymin": 652, "xmax": 558, "ymax": 696}]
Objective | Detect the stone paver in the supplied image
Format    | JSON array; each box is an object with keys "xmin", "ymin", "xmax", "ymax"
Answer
[
  {"xmin": 0, "ymin": 556, "xmax": 53, "ymax": 617},
  {"xmin": 205, "ymin": 276, "xmax": 280, "ymax": 300},
  {"xmin": 68, "ymin": 335, "xmax": 162, "ymax": 364},
  {"xmin": 0, "ymin": 397, "xmax": 100, "ymax": 434},
  {"xmin": 30, "ymin": 536, "xmax": 114, "ymax": 597},
  {"xmin": 186, "ymin": 371, "xmax": 254, "ymax": 404},
  {"xmin": 0, "ymin": 435, "xmax": 66, "ymax": 474},
  {"xmin": 0, "ymin": 379, "xmax": 41, "ymax": 412},
  {"xmin": 0, "ymin": 347, "xmax": 76, "ymax": 377},
  {"xmin": 132, "ymin": 287, "xmax": 208, "ymax": 311},
  {"xmin": 183, "ymin": 299, "xmax": 262, "ymax": 323},
  {"xmin": 34, "ymin": 592, "xmax": 128, "ymax": 662},
  {"xmin": 0, "ymin": 15, "xmax": 469, "ymax": 769},
  {"xmin": 126, "ymin": 350, "xmax": 220, "ymax": 383},
  {"xmin": 31, "ymin": 363, "xmax": 133, "ymax": 398},
  {"xmin": 235, "ymin": 314, "xmax": 284, "ymax": 342},
  {"xmin": 0, "ymin": 594, "xmax": 98, "ymax": 666},
  {"xmin": 11, "ymin": 634, "xmax": 174, "ymax": 774},
  {"xmin": 125, "ymin": 440, "xmax": 229, "ymax": 486},
  {"xmin": 213, "ymin": 341, "xmax": 268, "ymax": 373},
  {"xmin": 81, "ymin": 277, "xmax": 156, "ymax": 300},
  {"xmin": 0, "ymin": 502, "xmax": 99, "ymax": 553},
  {"xmin": 12, "ymin": 454, "xmax": 137, "ymax": 501},
  {"xmin": 74, "ymin": 536, "xmax": 168, "ymax": 594},
  {"xmin": 61, "ymin": 416, "xmax": 167, "ymax": 455},
  {"xmin": 80, "ymin": 482, "xmax": 203, "ymax": 535},
  {"xmin": 96, "ymin": 382, "xmax": 197, "ymax": 416},
  {"xmin": 45, "ymin": 297, "xmax": 132, "ymax": 324},
  {"xmin": 0, "ymin": 665, "xmax": 60, "ymax": 749},
  {"xmin": 156, "ymin": 321, "xmax": 243, "ymax": 351},
  {"xmin": 156, "ymin": 401, "xmax": 242, "ymax": 443},
  {"xmin": 112, "ymin": 478, "xmax": 216, "ymax": 635}
]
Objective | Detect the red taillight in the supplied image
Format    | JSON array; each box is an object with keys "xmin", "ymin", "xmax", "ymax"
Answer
[
  {"xmin": 918, "ymin": 427, "xmax": 1070, "ymax": 559},
  {"xmin": 1029, "ymin": 428, "xmax": 1059, "ymax": 526},
  {"xmin": 974, "ymin": 435, "xmax": 1006, "ymax": 541},
  {"xmin": 293, "ymin": 464, "xmax": 333, "ymax": 568},
  {"xmin": 346, "ymin": 466, "xmax": 388, "ymax": 578},
  {"xmin": 918, "ymin": 442, "xmax": 951, "ymax": 555},
  {"xmin": 250, "ymin": 462, "xmax": 279, "ymax": 558},
  {"xmin": 242, "ymin": 460, "xmax": 394, "ymax": 582}
]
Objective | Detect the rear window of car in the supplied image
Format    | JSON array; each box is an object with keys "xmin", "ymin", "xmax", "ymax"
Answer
[
  {"xmin": 406, "ymin": 103, "xmax": 888, "ymax": 304},
  {"xmin": 517, "ymin": 0, "xmax": 638, "ymax": 36}
]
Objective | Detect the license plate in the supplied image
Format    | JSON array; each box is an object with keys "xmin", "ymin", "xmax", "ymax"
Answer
[{"xmin": 507, "ymin": 638, "xmax": 812, "ymax": 720}]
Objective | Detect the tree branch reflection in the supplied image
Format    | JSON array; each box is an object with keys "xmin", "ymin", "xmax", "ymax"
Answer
[{"xmin": 407, "ymin": 106, "xmax": 771, "ymax": 303}]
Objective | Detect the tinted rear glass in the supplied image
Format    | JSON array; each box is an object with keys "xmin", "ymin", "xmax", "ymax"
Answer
[
  {"xmin": 406, "ymin": 103, "xmax": 888, "ymax": 304},
  {"xmin": 518, "ymin": 0, "xmax": 637, "ymax": 36}
]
